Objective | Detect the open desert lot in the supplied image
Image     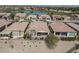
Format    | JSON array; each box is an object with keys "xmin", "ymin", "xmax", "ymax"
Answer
[{"xmin": 0, "ymin": 38, "xmax": 76, "ymax": 53}]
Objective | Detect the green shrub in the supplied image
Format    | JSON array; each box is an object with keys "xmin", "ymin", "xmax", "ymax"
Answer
[
  {"xmin": 61, "ymin": 37, "xmax": 76, "ymax": 41},
  {"xmin": 5, "ymin": 41, "xmax": 7, "ymax": 44},
  {"xmin": 23, "ymin": 33, "xmax": 30, "ymax": 40},
  {"xmin": 11, "ymin": 45, "xmax": 14, "ymax": 48},
  {"xmin": 45, "ymin": 33, "xmax": 59, "ymax": 49},
  {"xmin": 77, "ymin": 37, "xmax": 79, "ymax": 41}
]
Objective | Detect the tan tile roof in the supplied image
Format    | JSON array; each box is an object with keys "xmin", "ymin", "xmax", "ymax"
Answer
[
  {"xmin": 0, "ymin": 21, "xmax": 5, "ymax": 27},
  {"xmin": 27, "ymin": 15, "xmax": 37, "ymax": 19},
  {"xmin": 5, "ymin": 22, "xmax": 28, "ymax": 31},
  {"xmin": 52, "ymin": 15, "xmax": 63, "ymax": 18},
  {"xmin": 0, "ymin": 19, "xmax": 11, "ymax": 27},
  {"xmin": 39, "ymin": 14, "xmax": 50, "ymax": 18},
  {"xmin": 27, "ymin": 21, "xmax": 49, "ymax": 32},
  {"xmin": 3, "ymin": 13, "xmax": 11, "ymax": 17},
  {"xmin": 15, "ymin": 13, "xmax": 26, "ymax": 18},
  {"xmin": 66, "ymin": 23, "xmax": 79, "ymax": 31},
  {"xmin": 52, "ymin": 15, "xmax": 71, "ymax": 20},
  {"xmin": 0, "ymin": 13, "xmax": 11, "ymax": 18},
  {"xmin": 0, "ymin": 13, "xmax": 6, "ymax": 16},
  {"xmin": 49, "ymin": 22, "xmax": 76, "ymax": 32}
]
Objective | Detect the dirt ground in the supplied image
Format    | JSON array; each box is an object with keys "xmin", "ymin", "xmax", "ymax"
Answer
[{"xmin": 0, "ymin": 38, "xmax": 76, "ymax": 53}]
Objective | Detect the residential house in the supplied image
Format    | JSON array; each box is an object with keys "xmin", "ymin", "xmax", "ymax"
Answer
[
  {"xmin": 52, "ymin": 15, "xmax": 72, "ymax": 22},
  {"xmin": 26, "ymin": 15, "xmax": 38, "ymax": 22},
  {"xmin": 0, "ymin": 21, "xmax": 5, "ymax": 32},
  {"xmin": 26, "ymin": 21, "xmax": 50, "ymax": 40},
  {"xmin": 39, "ymin": 14, "xmax": 52, "ymax": 22},
  {"xmin": 52, "ymin": 15, "xmax": 65, "ymax": 21},
  {"xmin": 0, "ymin": 13, "xmax": 6, "ymax": 19},
  {"xmin": 72, "ymin": 14, "xmax": 79, "ymax": 20},
  {"xmin": 49, "ymin": 22, "xmax": 77, "ymax": 38},
  {"xmin": 0, "ymin": 22, "xmax": 29, "ymax": 39},
  {"xmin": 0, "ymin": 19, "xmax": 12, "ymax": 32},
  {"xmin": 63, "ymin": 15, "xmax": 72, "ymax": 20},
  {"xmin": 2, "ymin": 13, "xmax": 12, "ymax": 21},
  {"xmin": 66, "ymin": 23, "xmax": 79, "ymax": 37},
  {"xmin": 14, "ymin": 13, "xmax": 27, "ymax": 22},
  {"xmin": 0, "ymin": 13, "xmax": 12, "ymax": 21},
  {"xmin": 0, "ymin": 30, "xmax": 12, "ymax": 40}
]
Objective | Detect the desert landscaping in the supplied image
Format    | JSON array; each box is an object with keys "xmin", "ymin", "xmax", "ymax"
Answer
[{"xmin": 0, "ymin": 38, "xmax": 77, "ymax": 53}]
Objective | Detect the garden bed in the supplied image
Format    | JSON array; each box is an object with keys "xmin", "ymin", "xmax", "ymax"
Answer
[{"xmin": 61, "ymin": 37, "xmax": 76, "ymax": 41}]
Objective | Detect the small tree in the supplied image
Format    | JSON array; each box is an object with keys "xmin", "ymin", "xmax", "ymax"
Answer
[
  {"xmin": 23, "ymin": 33, "xmax": 30, "ymax": 40},
  {"xmin": 11, "ymin": 13, "xmax": 15, "ymax": 19},
  {"xmin": 45, "ymin": 33, "xmax": 59, "ymax": 49},
  {"xmin": 11, "ymin": 45, "xmax": 14, "ymax": 48},
  {"xmin": 5, "ymin": 41, "xmax": 7, "ymax": 44}
]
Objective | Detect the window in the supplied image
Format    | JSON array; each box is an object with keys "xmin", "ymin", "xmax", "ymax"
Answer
[
  {"xmin": 68, "ymin": 32, "xmax": 76, "ymax": 37},
  {"xmin": 57, "ymin": 18, "xmax": 61, "ymax": 20},
  {"xmin": 61, "ymin": 32, "xmax": 67, "ymax": 36},
  {"xmin": 40, "ymin": 37, "xmax": 44, "ymax": 40},
  {"xmin": 12, "ymin": 32, "xmax": 19, "ymax": 36},
  {"xmin": 42, "ymin": 17, "xmax": 46, "ymax": 20},
  {"xmin": 0, "ymin": 16, "xmax": 2, "ymax": 18},
  {"xmin": 37, "ymin": 32, "xmax": 48, "ymax": 36},
  {"xmin": 0, "ymin": 34, "xmax": 2, "ymax": 36},
  {"xmin": 77, "ymin": 32, "xmax": 79, "ymax": 36},
  {"xmin": 47, "ymin": 18, "xmax": 50, "ymax": 20},
  {"xmin": 55, "ymin": 32, "xmax": 60, "ymax": 35},
  {"xmin": 0, "ymin": 34, "xmax": 10, "ymax": 37}
]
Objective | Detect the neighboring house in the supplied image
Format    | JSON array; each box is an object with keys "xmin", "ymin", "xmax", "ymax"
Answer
[
  {"xmin": 0, "ymin": 19, "xmax": 12, "ymax": 27},
  {"xmin": 0, "ymin": 13, "xmax": 12, "ymax": 21},
  {"xmin": 2, "ymin": 13, "xmax": 12, "ymax": 21},
  {"xmin": 0, "ymin": 13, "xmax": 6, "ymax": 19},
  {"xmin": 0, "ymin": 22, "xmax": 29, "ymax": 39},
  {"xmin": 0, "ymin": 30, "xmax": 12, "ymax": 40},
  {"xmin": 0, "ymin": 19, "xmax": 12, "ymax": 32},
  {"xmin": 25, "ymin": 6, "xmax": 32, "ymax": 10},
  {"xmin": 49, "ymin": 22, "xmax": 77, "ymax": 38},
  {"xmin": 63, "ymin": 15, "xmax": 72, "ymax": 20},
  {"xmin": 52, "ymin": 15, "xmax": 65, "ymax": 21},
  {"xmin": 72, "ymin": 14, "xmax": 79, "ymax": 20},
  {"xmin": 26, "ymin": 15, "xmax": 38, "ymax": 22},
  {"xmin": 52, "ymin": 15, "xmax": 72, "ymax": 22},
  {"xmin": 0, "ymin": 21, "xmax": 5, "ymax": 32},
  {"xmin": 39, "ymin": 14, "xmax": 52, "ymax": 22},
  {"xmin": 14, "ymin": 13, "xmax": 27, "ymax": 22},
  {"xmin": 26, "ymin": 21, "xmax": 50, "ymax": 40},
  {"xmin": 66, "ymin": 23, "xmax": 79, "ymax": 37},
  {"xmin": 62, "ymin": 15, "xmax": 73, "ymax": 22}
]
